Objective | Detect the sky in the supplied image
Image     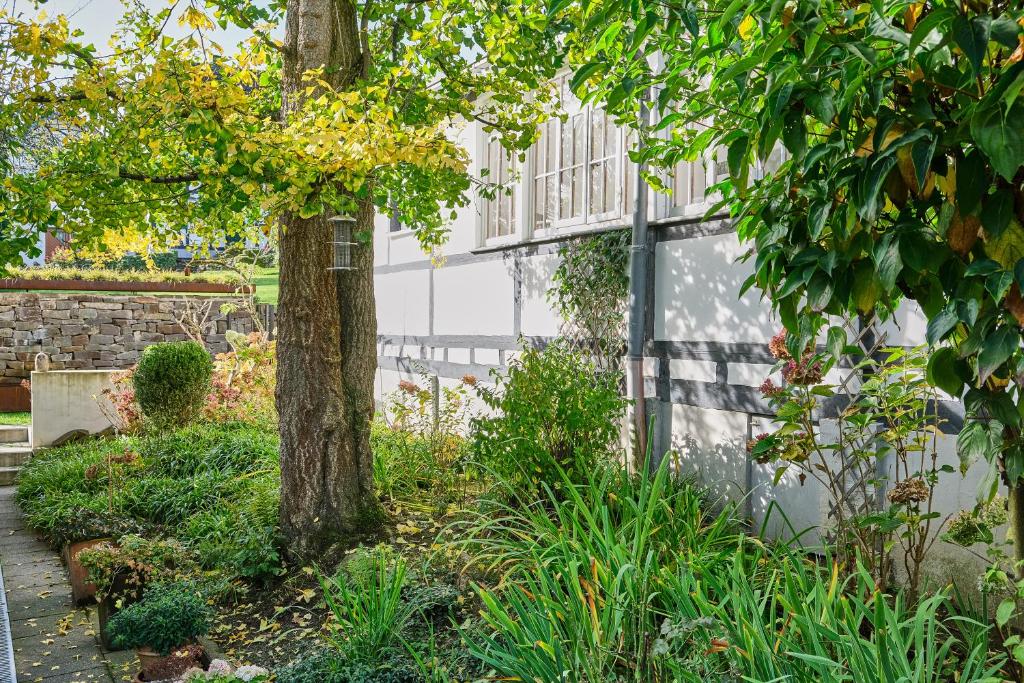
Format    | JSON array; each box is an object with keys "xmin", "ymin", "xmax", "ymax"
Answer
[{"xmin": 27, "ymin": 0, "xmax": 272, "ymax": 52}]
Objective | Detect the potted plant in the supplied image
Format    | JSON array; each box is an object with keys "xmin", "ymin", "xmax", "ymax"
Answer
[
  {"xmin": 53, "ymin": 507, "xmax": 146, "ymax": 605},
  {"xmin": 78, "ymin": 536, "xmax": 196, "ymax": 650},
  {"xmin": 60, "ymin": 447, "xmax": 143, "ymax": 604},
  {"xmin": 105, "ymin": 582, "xmax": 213, "ymax": 682}
]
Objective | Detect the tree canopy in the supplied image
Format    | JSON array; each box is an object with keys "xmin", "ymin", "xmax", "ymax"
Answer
[
  {"xmin": 555, "ymin": 0, "xmax": 1024, "ymax": 527},
  {"xmin": 0, "ymin": 0, "xmax": 561, "ymax": 264}
]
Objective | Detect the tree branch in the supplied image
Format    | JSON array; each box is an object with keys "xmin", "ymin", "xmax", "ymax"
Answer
[{"xmin": 118, "ymin": 170, "xmax": 200, "ymax": 184}]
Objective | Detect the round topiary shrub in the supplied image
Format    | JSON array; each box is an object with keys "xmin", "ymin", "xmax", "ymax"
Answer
[{"xmin": 133, "ymin": 341, "xmax": 212, "ymax": 428}]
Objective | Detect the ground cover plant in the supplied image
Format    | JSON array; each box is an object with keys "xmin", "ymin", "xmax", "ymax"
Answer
[
  {"xmin": 4, "ymin": 265, "xmax": 240, "ymax": 286},
  {"xmin": 0, "ymin": 411, "xmax": 30, "ymax": 425}
]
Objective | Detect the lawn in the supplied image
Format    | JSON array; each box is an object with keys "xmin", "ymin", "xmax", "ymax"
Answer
[
  {"xmin": 251, "ymin": 266, "xmax": 279, "ymax": 305},
  {"xmin": 200, "ymin": 266, "xmax": 278, "ymax": 304},
  {"xmin": 0, "ymin": 411, "xmax": 30, "ymax": 425}
]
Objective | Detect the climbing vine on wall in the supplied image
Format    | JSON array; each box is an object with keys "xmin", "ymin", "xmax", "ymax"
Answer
[{"xmin": 547, "ymin": 229, "xmax": 631, "ymax": 371}]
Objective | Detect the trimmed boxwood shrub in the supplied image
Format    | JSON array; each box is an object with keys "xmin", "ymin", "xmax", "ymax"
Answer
[
  {"xmin": 133, "ymin": 341, "xmax": 213, "ymax": 427},
  {"xmin": 106, "ymin": 581, "xmax": 212, "ymax": 654}
]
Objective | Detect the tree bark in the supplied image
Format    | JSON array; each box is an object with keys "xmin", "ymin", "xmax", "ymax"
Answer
[
  {"xmin": 1010, "ymin": 479, "xmax": 1024, "ymax": 567},
  {"xmin": 276, "ymin": 0, "xmax": 380, "ymax": 562}
]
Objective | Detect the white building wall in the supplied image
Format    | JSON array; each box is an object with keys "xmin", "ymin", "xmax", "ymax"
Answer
[{"xmin": 369, "ymin": 116, "xmax": 995, "ymax": 592}]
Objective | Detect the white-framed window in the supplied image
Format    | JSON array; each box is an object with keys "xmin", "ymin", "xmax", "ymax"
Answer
[
  {"xmin": 482, "ymin": 136, "xmax": 516, "ymax": 241},
  {"xmin": 532, "ymin": 118, "xmax": 558, "ymax": 231},
  {"xmin": 670, "ymin": 156, "xmax": 708, "ymax": 212},
  {"xmin": 530, "ymin": 78, "xmax": 626, "ymax": 234}
]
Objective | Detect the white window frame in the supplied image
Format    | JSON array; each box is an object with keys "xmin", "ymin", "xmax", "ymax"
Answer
[
  {"xmin": 479, "ymin": 133, "xmax": 520, "ymax": 248},
  {"xmin": 530, "ymin": 78, "xmax": 628, "ymax": 240}
]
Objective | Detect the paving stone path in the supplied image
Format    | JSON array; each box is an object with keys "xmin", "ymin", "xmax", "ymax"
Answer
[{"xmin": 0, "ymin": 487, "xmax": 113, "ymax": 683}]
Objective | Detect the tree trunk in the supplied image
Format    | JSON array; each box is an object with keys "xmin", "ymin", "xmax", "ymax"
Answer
[
  {"xmin": 276, "ymin": 0, "xmax": 380, "ymax": 563},
  {"xmin": 1010, "ymin": 479, "xmax": 1024, "ymax": 567}
]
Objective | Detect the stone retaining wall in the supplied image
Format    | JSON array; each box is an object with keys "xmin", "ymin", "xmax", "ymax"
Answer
[{"xmin": 0, "ymin": 293, "xmax": 272, "ymax": 399}]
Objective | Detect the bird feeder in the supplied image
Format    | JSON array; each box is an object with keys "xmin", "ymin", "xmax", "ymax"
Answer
[{"xmin": 327, "ymin": 214, "xmax": 358, "ymax": 271}]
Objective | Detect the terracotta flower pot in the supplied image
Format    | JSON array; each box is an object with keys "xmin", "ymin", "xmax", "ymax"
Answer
[
  {"xmin": 63, "ymin": 538, "xmax": 110, "ymax": 605},
  {"xmin": 134, "ymin": 644, "xmax": 207, "ymax": 682}
]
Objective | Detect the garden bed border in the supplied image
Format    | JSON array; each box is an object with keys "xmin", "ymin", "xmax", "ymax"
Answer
[{"xmin": 0, "ymin": 278, "xmax": 251, "ymax": 295}]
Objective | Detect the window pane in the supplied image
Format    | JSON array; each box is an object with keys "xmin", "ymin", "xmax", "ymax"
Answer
[
  {"xmin": 499, "ymin": 191, "xmax": 510, "ymax": 236},
  {"xmin": 605, "ymin": 163, "xmax": 616, "ymax": 213},
  {"xmin": 561, "ymin": 121, "xmax": 573, "ymax": 170},
  {"xmin": 592, "ymin": 110, "xmax": 605, "ymax": 161},
  {"xmin": 673, "ymin": 162, "xmax": 689, "ymax": 207},
  {"xmin": 605, "ymin": 118, "xmax": 618, "ymax": 159},
  {"xmin": 546, "ymin": 120, "xmax": 558, "ymax": 173},
  {"xmin": 692, "ymin": 159, "xmax": 706, "ymax": 201},
  {"xmin": 509, "ymin": 184, "xmax": 516, "ymax": 233},
  {"xmin": 545, "ymin": 175, "xmax": 557, "ymax": 228},
  {"xmin": 590, "ymin": 160, "xmax": 605, "ymax": 215},
  {"xmin": 560, "ymin": 170, "xmax": 572, "ymax": 219},
  {"xmin": 573, "ymin": 114, "xmax": 585, "ymax": 165},
  {"xmin": 534, "ymin": 178, "xmax": 546, "ymax": 229},
  {"xmin": 572, "ymin": 167, "xmax": 584, "ymax": 217}
]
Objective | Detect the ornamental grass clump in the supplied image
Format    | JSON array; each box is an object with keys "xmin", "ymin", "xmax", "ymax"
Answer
[
  {"xmin": 133, "ymin": 341, "xmax": 213, "ymax": 428},
  {"xmin": 460, "ymin": 455, "xmax": 741, "ymax": 680}
]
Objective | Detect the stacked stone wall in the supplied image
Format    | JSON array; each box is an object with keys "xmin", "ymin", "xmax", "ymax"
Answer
[{"xmin": 0, "ymin": 293, "xmax": 269, "ymax": 390}]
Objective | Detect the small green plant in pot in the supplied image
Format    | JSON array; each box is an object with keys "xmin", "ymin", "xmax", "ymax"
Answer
[
  {"xmin": 105, "ymin": 581, "xmax": 213, "ymax": 681},
  {"xmin": 133, "ymin": 341, "xmax": 213, "ymax": 429}
]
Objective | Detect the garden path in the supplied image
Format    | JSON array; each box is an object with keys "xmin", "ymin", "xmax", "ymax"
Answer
[{"xmin": 0, "ymin": 487, "xmax": 112, "ymax": 682}]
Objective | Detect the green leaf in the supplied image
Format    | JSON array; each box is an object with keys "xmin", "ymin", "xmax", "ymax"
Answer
[
  {"xmin": 965, "ymin": 259, "xmax": 1001, "ymax": 276},
  {"xmin": 873, "ymin": 233, "xmax": 901, "ymax": 292},
  {"xmin": 956, "ymin": 152, "xmax": 987, "ymax": 217},
  {"xmin": 298, "ymin": 202, "xmax": 323, "ymax": 219},
  {"xmin": 981, "ymin": 189, "xmax": 1014, "ymax": 239},
  {"xmin": 972, "ymin": 103, "xmax": 1024, "ymax": 182},
  {"xmin": 958, "ymin": 420, "xmax": 1000, "ymax": 473},
  {"xmin": 911, "ymin": 135, "xmax": 936, "ymax": 192},
  {"xmin": 997, "ymin": 599, "xmax": 1016, "ymax": 628},
  {"xmin": 991, "ymin": 14, "xmax": 1022, "ymax": 49},
  {"xmin": 927, "ymin": 347, "xmax": 964, "ymax": 397},
  {"xmin": 985, "ymin": 214, "xmax": 1024, "ymax": 269},
  {"xmin": 570, "ymin": 62, "xmax": 605, "ymax": 94},
  {"xmin": 978, "ymin": 326, "xmax": 1019, "ymax": 383},
  {"xmin": 805, "ymin": 271, "xmax": 833, "ymax": 311},
  {"xmin": 910, "ymin": 8, "xmax": 954, "ymax": 55},
  {"xmin": 926, "ymin": 306, "xmax": 958, "ymax": 346},
  {"xmin": 856, "ymin": 156, "xmax": 897, "ymax": 223},
  {"xmin": 826, "ymin": 326, "xmax": 846, "ymax": 361},
  {"xmin": 808, "ymin": 201, "xmax": 831, "ymax": 240},
  {"xmin": 953, "ymin": 14, "xmax": 991, "ymax": 78},
  {"xmin": 987, "ymin": 270, "xmax": 1014, "ymax": 302}
]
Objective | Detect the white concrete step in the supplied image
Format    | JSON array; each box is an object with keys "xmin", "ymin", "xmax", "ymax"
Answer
[
  {"xmin": 0, "ymin": 444, "xmax": 31, "ymax": 469},
  {"xmin": 0, "ymin": 426, "xmax": 28, "ymax": 444},
  {"xmin": 0, "ymin": 466, "xmax": 19, "ymax": 486}
]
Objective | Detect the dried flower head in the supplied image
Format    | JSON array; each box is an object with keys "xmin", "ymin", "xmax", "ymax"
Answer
[
  {"xmin": 462, "ymin": 374, "xmax": 478, "ymax": 386},
  {"xmin": 781, "ymin": 358, "xmax": 823, "ymax": 385},
  {"xmin": 888, "ymin": 478, "xmax": 930, "ymax": 505},
  {"xmin": 398, "ymin": 380, "xmax": 420, "ymax": 394},
  {"xmin": 759, "ymin": 378, "xmax": 784, "ymax": 397},
  {"xmin": 768, "ymin": 331, "xmax": 791, "ymax": 361}
]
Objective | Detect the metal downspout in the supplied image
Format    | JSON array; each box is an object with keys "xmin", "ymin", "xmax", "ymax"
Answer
[{"xmin": 628, "ymin": 96, "xmax": 650, "ymax": 467}]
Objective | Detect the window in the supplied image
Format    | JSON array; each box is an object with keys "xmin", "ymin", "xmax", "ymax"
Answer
[
  {"xmin": 589, "ymin": 108, "xmax": 619, "ymax": 216},
  {"xmin": 670, "ymin": 157, "xmax": 707, "ymax": 211},
  {"xmin": 533, "ymin": 119, "xmax": 558, "ymax": 231},
  {"xmin": 483, "ymin": 137, "xmax": 516, "ymax": 240},
  {"xmin": 531, "ymin": 80, "xmax": 623, "ymax": 232}
]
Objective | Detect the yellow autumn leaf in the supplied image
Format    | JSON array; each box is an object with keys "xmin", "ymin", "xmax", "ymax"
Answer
[{"xmin": 739, "ymin": 15, "xmax": 756, "ymax": 40}]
